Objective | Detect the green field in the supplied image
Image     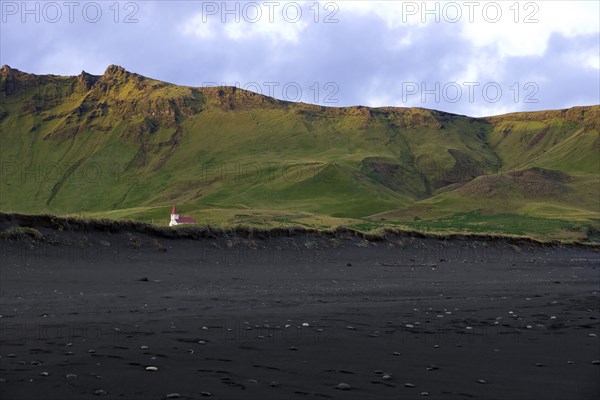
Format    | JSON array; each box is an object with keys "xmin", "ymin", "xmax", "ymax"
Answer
[{"xmin": 1, "ymin": 65, "xmax": 598, "ymax": 242}]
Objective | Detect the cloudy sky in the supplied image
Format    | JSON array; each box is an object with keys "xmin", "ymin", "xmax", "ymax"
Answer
[{"xmin": 1, "ymin": 0, "xmax": 599, "ymax": 116}]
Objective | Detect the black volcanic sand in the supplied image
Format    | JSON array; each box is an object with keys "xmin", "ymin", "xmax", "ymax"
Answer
[{"xmin": 1, "ymin": 230, "xmax": 599, "ymax": 399}]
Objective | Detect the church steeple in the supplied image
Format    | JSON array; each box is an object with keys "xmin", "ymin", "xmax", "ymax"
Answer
[{"xmin": 170, "ymin": 205, "xmax": 179, "ymax": 222}]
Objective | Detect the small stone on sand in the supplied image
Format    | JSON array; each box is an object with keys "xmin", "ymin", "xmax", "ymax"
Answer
[
  {"xmin": 421, "ymin": 392, "xmax": 429, "ymax": 396},
  {"xmin": 336, "ymin": 383, "xmax": 351, "ymax": 390},
  {"xmin": 270, "ymin": 381, "xmax": 280, "ymax": 387},
  {"xmin": 94, "ymin": 390, "xmax": 107, "ymax": 396},
  {"xmin": 405, "ymin": 383, "xmax": 415, "ymax": 388},
  {"xmin": 477, "ymin": 379, "xmax": 487, "ymax": 384},
  {"xmin": 592, "ymin": 360, "xmax": 600, "ymax": 365},
  {"xmin": 382, "ymin": 374, "xmax": 392, "ymax": 380},
  {"xmin": 145, "ymin": 366, "xmax": 159, "ymax": 371}
]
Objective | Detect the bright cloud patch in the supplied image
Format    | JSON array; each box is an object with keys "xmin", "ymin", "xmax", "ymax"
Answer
[
  {"xmin": 460, "ymin": 1, "xmax": 600, "ymax": 57},
  {"xmin": 181, "ymin": 1, "xmax": 309, "ymax": 43}
]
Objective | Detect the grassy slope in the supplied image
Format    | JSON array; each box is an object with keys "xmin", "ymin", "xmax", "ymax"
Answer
[{"xmin": 0, "ymin": 65, "xmax": 598, "ymax": 241}]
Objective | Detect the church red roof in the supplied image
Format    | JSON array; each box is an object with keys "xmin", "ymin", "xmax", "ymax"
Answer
[{"xmin": 175, "ymin": 217, "xmax": 197, "ymax": 224}]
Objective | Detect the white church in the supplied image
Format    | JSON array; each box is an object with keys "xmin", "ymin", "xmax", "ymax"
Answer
[{"xmin": 169, "ymin": 205, "xmax": 197, "ymax": 227}]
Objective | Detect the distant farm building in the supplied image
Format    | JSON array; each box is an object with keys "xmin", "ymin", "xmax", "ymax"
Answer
[{"xmin": 169, "ymin": 205, "xmax": 197, "ymax": 227}]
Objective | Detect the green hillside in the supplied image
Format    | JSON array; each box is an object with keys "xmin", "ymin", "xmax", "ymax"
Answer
[{"xmin": 1, "ymin": 65, "xmax": 598, "ymax": 241}]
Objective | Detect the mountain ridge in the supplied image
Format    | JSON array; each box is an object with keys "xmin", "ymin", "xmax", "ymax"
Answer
[
  {"xmin": 3, "ymin": 64, "xmax": 599, "ymax": 118},
  {"xmin": 1, "ymin": 66, "xmax": 598, "ymax": 240}
]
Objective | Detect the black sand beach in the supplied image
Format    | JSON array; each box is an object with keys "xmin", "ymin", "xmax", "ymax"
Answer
[{"xmin": 1, "ymin": 225, "xmax": 599, "ymax": 399}]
